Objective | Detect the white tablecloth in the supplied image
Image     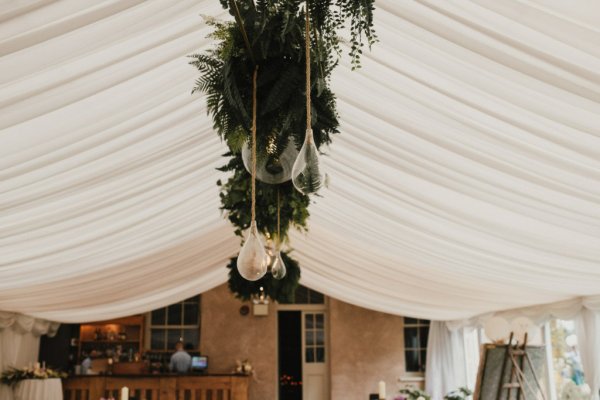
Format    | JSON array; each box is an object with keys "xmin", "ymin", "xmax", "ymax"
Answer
[{"xmin": 14, "ymin": 378, "xmax": 62, "ymax": 400}]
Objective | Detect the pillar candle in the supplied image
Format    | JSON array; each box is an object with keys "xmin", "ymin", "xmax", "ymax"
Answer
[
  {"xmin": 120, "ymin": 386, "xmax": 129, "ymax": 400},
  {"xmin": 379, "ymin": 381, "xmax": 386, "ymax": 399}
]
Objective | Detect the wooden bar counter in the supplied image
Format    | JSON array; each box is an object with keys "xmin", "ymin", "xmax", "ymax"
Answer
[{"xmin": 63, "ymin": 374, "xmax": 250, "ymax": 400}]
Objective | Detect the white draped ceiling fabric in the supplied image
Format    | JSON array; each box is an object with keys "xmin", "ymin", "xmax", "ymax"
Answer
[
  {"xmin": 1, "ymin": 0, "xmax": 600, "ymax": 389},
  {"xmin": 2, "ymin": 0, "xmax": 600, "ymax": 397}
]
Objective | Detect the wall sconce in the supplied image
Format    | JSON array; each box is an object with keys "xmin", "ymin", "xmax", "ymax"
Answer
[{"xmin": 252, "ymin": 286, "xmax": 269, "ymax": 316}]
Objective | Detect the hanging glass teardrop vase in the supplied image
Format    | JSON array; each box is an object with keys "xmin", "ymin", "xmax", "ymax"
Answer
[
  {"xmin": 291, "ymin": 128, "xmax": 324, "ymax": 195},
  {"xmin": 237, "ymin": 221, "xmax": 268, "ymax": 281},
  {"xmin": 270, "ymin": 251, "xmax": 287, "ymax": 280}
]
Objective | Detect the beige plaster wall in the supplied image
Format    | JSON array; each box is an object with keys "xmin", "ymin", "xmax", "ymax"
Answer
[
  {"xmin": 200, "ymin": 284, "xmax": 410, "ymax": 400},
  {"xmin": 200, "ymin": 284, "xmax": 277, "ymax": 400},
  {"xmin": 329, "ymin": 298, "xmax": 406, "ymax": 400}
]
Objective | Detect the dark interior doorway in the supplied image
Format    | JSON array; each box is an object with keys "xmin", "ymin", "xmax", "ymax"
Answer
[
  {"xmin": 278, "ymin": 311, "xmax": 302, "ymax": 400},
  {"xmin": 39, "ymin": 324, "xmax": 79, "ymax": 372}
]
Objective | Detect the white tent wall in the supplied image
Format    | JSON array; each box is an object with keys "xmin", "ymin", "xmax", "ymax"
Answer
[
  {"xmin": 576, "ymin": 309, "xmax": 600, "ymax": 400},
  {"xmin": 0, "ymin": 313, "xmax": 60, "ymax": 400},
  {"xmin": 425, "ymin": 321, "xmax": 468, "ymax": 400},
  {"xmin": 425, "ymin": 298, "xmax": 600, "ymax": 400}
]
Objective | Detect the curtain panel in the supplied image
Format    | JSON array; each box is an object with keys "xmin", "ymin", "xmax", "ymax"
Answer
[{"xmin": 0, "ymin": 313, "xmax": 59, "ymax": 400}]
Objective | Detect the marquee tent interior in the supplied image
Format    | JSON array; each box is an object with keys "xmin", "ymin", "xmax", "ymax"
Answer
[{"xmin": 0, "ymin": 0, "xmax": 599, "ymax": 399}]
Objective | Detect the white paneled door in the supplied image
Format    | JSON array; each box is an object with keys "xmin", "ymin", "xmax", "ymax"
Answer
[{"xmin": 302, "ymin": 311, "xmax": 329, "ymax": 400}]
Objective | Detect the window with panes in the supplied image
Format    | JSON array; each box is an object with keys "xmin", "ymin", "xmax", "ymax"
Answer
[
  {"xmin": 280, "ymin": 285, "xmax": 325, "ymax": 304},
  {"xmin": 404, "ymin": 318, "xmax": 430, "ymax": 372},
  {"xmin": 149, "ymin": 296, "xmax": 200, "ymax": 351},
  {"xmin": 305, "ymin": 313, "xmax": 326, "ymax": 363}
]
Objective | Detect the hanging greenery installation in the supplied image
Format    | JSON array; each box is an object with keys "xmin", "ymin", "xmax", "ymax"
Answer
[{"xmin": 190, "ymin": 0, "xmax": 376, "ymax": 302}]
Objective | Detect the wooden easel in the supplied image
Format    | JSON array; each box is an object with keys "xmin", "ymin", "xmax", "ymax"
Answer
[{"xmin": 496, "ymin": 333, "xmax": 546, "ymax": 400}]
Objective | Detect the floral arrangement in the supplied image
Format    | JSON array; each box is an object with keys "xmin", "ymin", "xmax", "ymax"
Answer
[
  {"xmin": 0, "ymin": 365, "xmax": 67, "ymax": 387},
  {"xmin": 396, "ymin": 387, "xmax": 432, "ymax": 400},
  {"xmin": 560, "ymin": 381, "xmax": 592, "ymax": 400},
  {"xmin": 445, "ymin": 387, "xmax": 473, "ymax": 400}
]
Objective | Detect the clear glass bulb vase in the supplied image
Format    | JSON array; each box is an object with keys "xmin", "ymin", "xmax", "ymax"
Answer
[
  {"xmin": 291, "ymin": 128, "xmax": 324, "ymax": 195},
  {"xmin": 270, "ymin": 251, "xmax": 287, "ymax": 280},
  {"xmin": 241, "ymin": 138, "xmax": 298, "ymax": 184},
  {"xmin": 237, "ymin": 221, "xmax": 268, "ymax": 281}
]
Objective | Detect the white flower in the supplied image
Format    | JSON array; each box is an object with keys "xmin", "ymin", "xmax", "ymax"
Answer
[
  {"xmin": 417, "ymin": 396, "xmax": 425, "ymax": 400},
  {"xmin": 580, "ymin": 384, "xmax": 591, "ymax": 395},
  {"xmin": 560, "ymin": 381, "xmax": 592, "ymax": 400}
]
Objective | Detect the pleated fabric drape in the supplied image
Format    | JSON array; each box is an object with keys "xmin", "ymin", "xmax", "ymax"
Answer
[
  {"xmin": 425, "ymin": 321, "xmax": 467, "ymax": 400},
  {"xmin": 0, "ymin": 0, "xmax": 599, "ymax": 322}
]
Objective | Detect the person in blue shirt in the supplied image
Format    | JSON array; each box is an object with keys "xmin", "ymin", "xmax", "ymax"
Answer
[{"xmin": 169, "ymin": 340, "xmax": 192, "ymax": 373}]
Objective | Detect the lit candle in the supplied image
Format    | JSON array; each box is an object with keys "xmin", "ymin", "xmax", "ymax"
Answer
[
  {"xmin": 120, "ymin": 386, "xmax": 129, "ymax": 400},
  {"xmin": 34, "ymin": 362, "xmax": 41, "ymax": 370},
  {"xmin": 378, "ymin": 381, "xmax": 386, "ymax": 400}
]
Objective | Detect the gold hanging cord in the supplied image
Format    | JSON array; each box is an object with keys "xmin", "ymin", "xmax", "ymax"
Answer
[
  {"xmin": 276, "ymin": 188, "xmax": 281, "ymax": 246},
  {"xmin": 228, "ymin": 0, "xmax": 258, "ymax": 224},
  {"xmin": 305, "ymin": 0, "xmax": 312, "ymax": 133},
  {"xmin": 251, "ymin": 66, "xmax": 258, "ymax": 223},
  {"xmin": 229, "ymin": 0, "xmax": 256, "ymax": 65}
]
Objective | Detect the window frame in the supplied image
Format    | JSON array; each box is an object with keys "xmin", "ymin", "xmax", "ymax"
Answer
[
  {"xmin": 278, "ymin": 285, "xmax": 326, "ymax": 305},
  {"xmin": 403, "ymin": 318, "xmax": 430, "ymax": 375},
  {"xmin": 304, "ymin": 312, "xmax": 326, "ymax": 364},
  {"xmin": 145, "ymin": 296, "xmax": 201, "ymax": 352}
]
